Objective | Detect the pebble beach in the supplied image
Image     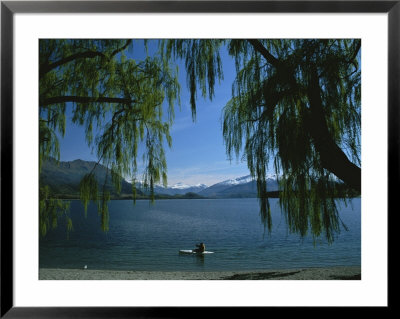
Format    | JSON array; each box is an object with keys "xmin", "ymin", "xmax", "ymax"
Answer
[{"xmin": 39, "ymin": 265, "xmax": 361, "ymax": 280}]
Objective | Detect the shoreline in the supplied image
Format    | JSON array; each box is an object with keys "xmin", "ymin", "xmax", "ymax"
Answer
[{"xmin": 39, "ymin": 265, "xmax": 361, "ymax": 280}]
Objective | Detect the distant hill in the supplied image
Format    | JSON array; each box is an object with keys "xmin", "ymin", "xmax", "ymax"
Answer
[{"xmin": 40, "ymin": 159, "xmax": 138, "ymax": 198}]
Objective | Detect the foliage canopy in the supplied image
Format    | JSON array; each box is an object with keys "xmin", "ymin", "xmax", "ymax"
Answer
[{"xmin": 39, "ymin": 39, "xmax": 180, "ymax": 234}]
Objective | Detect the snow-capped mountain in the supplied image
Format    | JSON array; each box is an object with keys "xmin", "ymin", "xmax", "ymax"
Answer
[
  {"xmin": 199, "ymin": 175, "xmax": 279, "ymax": 198},
  {"xmin": 219, "ymin": 174, "xmax": 278, "ymax": 186},
  {"xmin": 150, "ymin": 175, "xmax": 279, "ymax": 197},
  {"xmin": 219, "ymin": 175, "xmax": 254, "ymax": 186},
  {"xmin": 170, "ymin": 182, "xmax": 207, "ymax": 190},
  {"xmin": 145, "ymin": 182, "xmax": 208, "ymax": 195}
]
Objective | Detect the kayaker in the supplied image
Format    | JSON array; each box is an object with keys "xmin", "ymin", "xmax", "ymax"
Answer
[{"xmin": 194, "ymin": 242, "xmax": 205, "ymax": 253}]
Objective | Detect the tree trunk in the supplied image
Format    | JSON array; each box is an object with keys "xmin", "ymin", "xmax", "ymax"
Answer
[{"xmin": 307, "ymin": 67, "xmax": 361, "ymax": 193}]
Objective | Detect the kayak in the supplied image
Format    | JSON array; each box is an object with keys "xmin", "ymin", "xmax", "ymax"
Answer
[{"xmin": 179, "ymin": 250, "xmax": 214, "ymax": 255}]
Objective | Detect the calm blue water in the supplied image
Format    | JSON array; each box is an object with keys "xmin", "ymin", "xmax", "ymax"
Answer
[{"xmin": 39, "ymin": 198, "xmax": 361, "ymax": 271}]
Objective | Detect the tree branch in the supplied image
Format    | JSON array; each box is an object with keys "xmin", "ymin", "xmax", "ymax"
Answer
[
  {"xmin": 39, "ymin": 51, "xmax": 108, "ymax": 79},
  {"xmin": 40, "ymin": 40, "xmax": 132, "ymax": 79},
  {"xmin": 40, "ymin": 96, "xmax": 137, "ymax": 107},
  {"xmin": 110, "ymin": 39, "xmax": 132, "ymax": 58},
  {"xmin": 348, "ymin": 40, "xmax": 361, "ymax": 63},
  {"xmin": 247, "ymin": 39, "xmax": 280, "ymax": 67}
]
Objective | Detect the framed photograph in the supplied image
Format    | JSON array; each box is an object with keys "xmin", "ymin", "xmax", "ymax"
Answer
[{"xmin": 1, "ymin": 0, "xmax": 394, "ymax": 317}]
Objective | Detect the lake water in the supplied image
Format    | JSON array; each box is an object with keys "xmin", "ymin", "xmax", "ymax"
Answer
[{"xmin": 39, "ymin": 198, "xmax": 361, "ymax": 272}]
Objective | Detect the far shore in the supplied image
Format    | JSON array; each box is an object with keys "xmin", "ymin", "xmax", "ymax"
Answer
[{"xmin": 39, "ymin": 265, "xmax": 361, "ymax": 280}]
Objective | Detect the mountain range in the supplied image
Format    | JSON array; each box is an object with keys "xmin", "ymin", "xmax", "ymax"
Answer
[
  {"xmin": 150, "ymin": 182, "xmax": 208, "ymax": 196},
  {"xmin": 198, "ymin": 175, "xmax": 279, "ymax": 198},
  {"xmin": 40, "ymin": 159, "xmax": 279, "ymax": 199},
  {"xmin": 39, "ymin": 158, "xmax": 138, "ymax": 197}
]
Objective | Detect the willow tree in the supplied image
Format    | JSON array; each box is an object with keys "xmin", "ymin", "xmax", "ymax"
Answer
[
  {"xmin": 39, "ymin": 40, "xmax": 180, "ymax": 235},
  {"xmin": 162, "ymin": 39, "xmax": 361, "ymax": 242}
]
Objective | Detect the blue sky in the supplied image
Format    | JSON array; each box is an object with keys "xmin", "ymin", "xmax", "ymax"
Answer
[{"xmin": 57, "ymin": 40, "xmax": 251, "ymax": 186}]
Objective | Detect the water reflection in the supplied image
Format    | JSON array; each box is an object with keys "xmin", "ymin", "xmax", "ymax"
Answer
[
  {"xmin": 178, "ymin": 252, "xmax": 205, "ymax": 267},
  {"xmin": 195, "ymin": 254, "xmax": 205, "ymax": 266}
]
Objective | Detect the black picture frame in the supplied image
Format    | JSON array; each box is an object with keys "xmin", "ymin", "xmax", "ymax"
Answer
[{"xmin": 1, "ymin": 1, "xmax": 394, "ymax": 317}]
